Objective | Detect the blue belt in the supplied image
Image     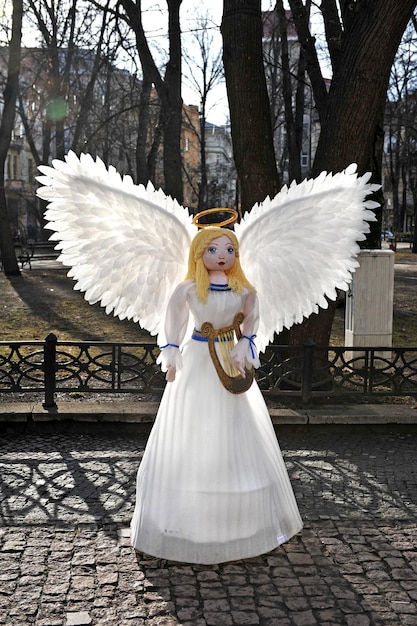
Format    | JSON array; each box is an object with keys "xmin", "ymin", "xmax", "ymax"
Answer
[{"xmin": 192, "ymin": 328, "xmax": 220, "ymax": 342}]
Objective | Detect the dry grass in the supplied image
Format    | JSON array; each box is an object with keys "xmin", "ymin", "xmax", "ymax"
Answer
[
  {"xmin": 1, "ymin": 265, "xmax": 148, "ymax": 343},
  {"xmin": 391, "ymin": 250, "xmax": 417, "ymax": 345},
  {"xmin": 1, "ymin": 249, "xmax": 416, "ymax": 346}
]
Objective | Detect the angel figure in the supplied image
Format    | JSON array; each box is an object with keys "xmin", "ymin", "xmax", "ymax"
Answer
[{"xmin": 37, "ymin": 152, "xmax": 378, "ymax": 564}]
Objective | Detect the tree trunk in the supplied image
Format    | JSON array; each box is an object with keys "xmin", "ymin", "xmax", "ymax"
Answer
[
  {"xmin": 311, "ymin": 1, "xmax": 416, "ymax": 174},
  {"xmin": 198, "ymin": 111, "xmax": 208, "ymax": 210},
  {"xmin": 387, "ymin": 111, "xmax": 401, "ymax": 232},
  {"xmin": 136, "ymin": 77, "xmax": 152, "ymax": 184},
  {"xmin": 277, "ymin": 0, "xmax": 302, "ymax": 183},
  {"xmin": 162, "ymin": 0, "xmax": 183, "ymax": 202},
  {"xmin": 287, "ymin": 0, "xmax": 416, "ymax": 345},
  {"xmin": 71, "ymin": 2, "xmax": 110, "ymax": 153},
  {"xmin": 0, "ymin": 0, "xmax": 23, "ymax": 277},
  {"xmin": 147, "ymin": 109, "xmax": 163, "ymax": 182},
  {"xmin": 221, "ymin": 0, "xmax": 281, "ymax": 214}
]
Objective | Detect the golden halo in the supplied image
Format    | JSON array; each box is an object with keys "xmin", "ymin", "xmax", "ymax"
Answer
[{"xmin": 192, "ymin": 207, "xmax": 238, "ymax": 229}]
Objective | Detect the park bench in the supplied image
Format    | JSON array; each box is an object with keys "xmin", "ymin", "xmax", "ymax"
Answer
[{"xmin": 16, "ymin": 245, "xmax": 32, "ymax": 269}]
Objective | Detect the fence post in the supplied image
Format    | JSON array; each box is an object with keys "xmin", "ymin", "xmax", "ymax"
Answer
[
  {"xmin": 43, "ymin": 333, "xmax": 57, "ymax": 409},
  {"xmin": 302, "ymin": 338, "xmax": 315, "ymax": 405}
]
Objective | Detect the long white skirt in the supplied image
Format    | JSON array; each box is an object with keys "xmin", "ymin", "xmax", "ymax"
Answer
[{"xmin": 130, "ymin": 338, "xmax": 303, "ymax": 564}]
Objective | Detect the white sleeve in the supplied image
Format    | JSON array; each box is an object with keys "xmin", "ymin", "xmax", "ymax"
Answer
[
  {"xmin": 156, "ymin": 281, "xmax": 192, "ymax": 372},
  {"xmin": 231, "ymin": 290, "xmax": 261, "ymax": 369}
]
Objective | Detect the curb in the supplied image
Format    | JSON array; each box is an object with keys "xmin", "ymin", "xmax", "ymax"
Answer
[{"xmin": 1, "ymin": 401, "xmax": 417, "ymax": 428}]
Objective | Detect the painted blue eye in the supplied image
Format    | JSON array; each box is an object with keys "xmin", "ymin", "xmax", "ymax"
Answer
[
  {"xmin": 207, "ymin": 247, "xmax": 217, "ymax": 254},
  {"xmin": 227, "ymin": 247, "xmax": 235, "ymax": 254}
]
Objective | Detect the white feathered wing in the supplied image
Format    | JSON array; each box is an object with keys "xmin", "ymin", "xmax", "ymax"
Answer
[
  {"xmin": 235, "ymin": 164, "xmax": 379, "ymax": 353},
  {"xmin": 36, "ymin": 151, "xmax": 196, "ymax": 343}
]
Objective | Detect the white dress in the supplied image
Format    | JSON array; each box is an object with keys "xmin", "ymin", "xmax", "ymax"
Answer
[{"xmin": 130, "ymin": 281, "xmax": 303, "ymax": 564}]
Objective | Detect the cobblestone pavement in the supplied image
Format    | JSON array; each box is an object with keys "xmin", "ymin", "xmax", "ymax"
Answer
[{"xmin": 1, "ymin": 426, "xmax": 417, "ymax": 625}]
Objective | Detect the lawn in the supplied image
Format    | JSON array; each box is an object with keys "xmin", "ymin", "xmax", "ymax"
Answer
[{"xmin": 1, "ymin": 248, "xmax": 416, "ymax": 346}]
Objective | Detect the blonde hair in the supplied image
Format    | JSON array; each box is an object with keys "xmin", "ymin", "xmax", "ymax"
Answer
[{"xmin": 185, "ymin": 227, "xmax": 255, "ymax": 302}]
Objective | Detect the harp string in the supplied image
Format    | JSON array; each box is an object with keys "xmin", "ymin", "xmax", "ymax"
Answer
[{"xmin": 217, "ymin": 328, "xmax": 240, "ymax": 377}]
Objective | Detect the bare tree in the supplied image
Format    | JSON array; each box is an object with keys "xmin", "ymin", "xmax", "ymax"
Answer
[
  {"xmin": 264, "ymin": 2, "xmax": 308, "ymax": 183},
  {"xmin": 26, "ymin": 0, "xmax": 79, "ymax": 160},
  {"xmin": 182, "ymin": 11, "xmax": 224, "ymax": 209},
  {"xmin": 0, "ymin": 0, "xmax": 23, "ymax": 276},
  {"xmin": 119, "ymin": 0, "xmax": 184, "ymax": 203},
  {"xmin": 291, "ymin": 0, "xmax": 416, "ymax": 178},
  {"xmin": 71, "ymin": 0, "xmax": 113, "ymax": 152},
  {"xmin": 23, "ymin": 0, "xmax": 123, "ymax": 163},
  {"xmin": 384, "ymin": 17, "xmax": 417, "ymax": 238}
]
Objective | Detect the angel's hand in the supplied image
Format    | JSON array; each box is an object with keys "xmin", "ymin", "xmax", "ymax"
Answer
[
  {"xmin": 233, "ymin": 357, "xmax": 247, "ymax": 378},
  {"xmin": 166, "ymin": 366, "xmax": 176, "ymax": 382},
  {"xmin": 157, "ymin": 340, "xmax": 184, "ymax": 380},
  {"xmin": 231, "ymin": 336, "xmax": 260, "ymax": 373}
]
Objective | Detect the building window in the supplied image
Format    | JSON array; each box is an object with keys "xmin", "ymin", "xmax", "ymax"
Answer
[
  {"xmin": 28, "ymin": 158, "xmax": 34, "ymax": 182},
  {"xmin": 6, "ymin": 154, "xmax": 19, "ymax": 179}
]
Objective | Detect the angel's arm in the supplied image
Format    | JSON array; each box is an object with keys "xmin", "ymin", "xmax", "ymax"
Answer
[
  {"xmin": 157, "ymin": 281, "xmax": 192, "ymax": 382},
  {"xmin": 231, "ymin": 290, "xmax": 261, "ymax": 376}
]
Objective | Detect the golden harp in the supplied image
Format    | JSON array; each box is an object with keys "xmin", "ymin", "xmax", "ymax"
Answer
[{"xmin": 200, "ymin": 312, "xmax": 254, "ymax": 394}]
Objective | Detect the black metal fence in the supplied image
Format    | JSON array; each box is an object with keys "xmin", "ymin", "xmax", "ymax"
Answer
[{"xmin": 1, "ymin": 333, "xmax": 417, "ymax": 407}]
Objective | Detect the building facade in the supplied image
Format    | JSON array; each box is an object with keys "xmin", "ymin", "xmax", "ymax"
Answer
[{"xmin": 205, "ymin": 122, "xmax": 237, "ymax": 211}]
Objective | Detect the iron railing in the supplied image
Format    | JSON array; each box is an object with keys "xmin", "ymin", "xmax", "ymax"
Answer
[{"xmin": 1, "ymin": 333, "xmax": 417, "ymax": 407}]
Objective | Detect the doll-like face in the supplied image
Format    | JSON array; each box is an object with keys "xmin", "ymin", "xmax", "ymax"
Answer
[{"xmin": 202, "ymin": 235, "xmax": 236, "ymax": 272}]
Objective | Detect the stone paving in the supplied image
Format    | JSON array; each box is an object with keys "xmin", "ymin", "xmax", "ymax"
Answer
[{"xmin": 0, "ymin": 425, "xmax": 417, "ymax": 625}]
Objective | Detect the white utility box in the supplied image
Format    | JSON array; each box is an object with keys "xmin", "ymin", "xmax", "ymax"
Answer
[{"xmin": 345, "ymin": 249, "xmax": 395, "ymax": 361}]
